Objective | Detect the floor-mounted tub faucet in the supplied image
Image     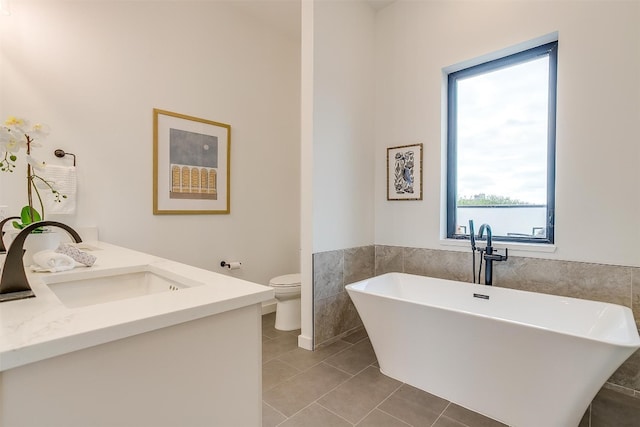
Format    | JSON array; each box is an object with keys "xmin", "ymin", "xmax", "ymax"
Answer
[
  {"xmin": 0, "ymin": 221, "xmax": 82, "ymax": 303},
  {"xmin": 477, "ymin": 223, "xmax": 508, "ymax": 286}
]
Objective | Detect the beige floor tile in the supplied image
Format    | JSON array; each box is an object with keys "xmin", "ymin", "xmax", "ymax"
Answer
[
  {"xmin": 263, "ymin": 359, "xmax": 301, "ymax": 392},
  {"xmin": 263, "ymin": 362, "xmax": 352, "ymax": 417},
  {"xmin": 263, "ymin": 333, "xmax": 299, "ymax": 362},
  {"xmin": 342, "ymin": 327, "xmax": 368, "ymax": 344},
  {"xmin": 324, "ymin": 338, "xmax": 377, "ymax": 374},
  {"xmin": 392, "ymin": 384, "xmax": 450, "ymax": 409},
  {"xmin": 318, "ymin": 366, "xmax": 402, "ymax": 423},
  {"xmin": 262, "ymin": 402, "xmax": 286, "ymax": 427},
  {"xmin": 591, "ymin": 387, "xmax": 640, "ymax": 427},
  {"xmin": 279, "ymin": 403, "xmax": 351, "ymax": 427},
  {"xmin": 277, "ymin": 339, "xmax": 352, "ymax": 371},
  {"xmin": 433, "ymin": 415, "xmax": 468, "ymax": 427},
  {"xmin": 378, "ymin": 384, "xmax": 448, "ymax": 426},
  {"xmin": 263, "ymin": 314, "xmax": 301, "ymax": 340},
  {"xmin": 356, "ymin": 409, "xmax": 411, "ymax": 426},
  {"xmin": 443, "ymin": 404, "xmax": 507, "ymax": 427},
  {"xmin": 262, "ymin": 312, "xmax": 276, "ymax": 325}
]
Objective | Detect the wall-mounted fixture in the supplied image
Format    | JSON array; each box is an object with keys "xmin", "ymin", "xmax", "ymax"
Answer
[
  {"xmin": 1, "ymin": 0, "xmax": 11, "ymax": 16},
  {"xmin": 220, "ymin": 260, "xmax": 242, "ymax": 270},
  {"xmin": 54, "ymin": 149, "xmax": 77, "ymax": 166}
]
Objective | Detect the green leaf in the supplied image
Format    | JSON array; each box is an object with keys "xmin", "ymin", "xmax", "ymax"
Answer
[
  {"xmin": 20, "ymin": 205, "xmax": 41, "ymax": 226},
  {"xmin": 9, "ymin": 155, "xmax": 17, "ymax": 161},
  {"xmin": 12, "ymin": 220, "xmax": 24, "ymax": 230}
]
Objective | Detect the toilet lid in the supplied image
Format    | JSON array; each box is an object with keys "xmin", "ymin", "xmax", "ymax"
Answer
[{"xmin": 269, "ymin": 273, "xmax": 301, "ymax": 287}]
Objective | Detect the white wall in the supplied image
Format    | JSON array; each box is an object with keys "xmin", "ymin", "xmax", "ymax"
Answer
[
  {"xmin": 300, "ymin": 0, "xmax": 314, "ymax": 350},
  {"xmin": 0, "ymin": 1, "xmax": 301, "ymax": 285},
  {"xmin": 374, "ymin": 0, "xmax": 640, "ymax": 267},
  {"xmin": 312, "ymin": 0, "xmax": 376, "ymax": 253}
]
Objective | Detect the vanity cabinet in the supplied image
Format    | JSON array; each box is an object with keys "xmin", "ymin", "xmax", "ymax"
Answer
[
  {"xmin": 0, "ymin": 242, "xmax": 273, "ymax": 427},
  {"xmin": 0, "ymin": 304, "xmax": 262, "ymax": 427}
]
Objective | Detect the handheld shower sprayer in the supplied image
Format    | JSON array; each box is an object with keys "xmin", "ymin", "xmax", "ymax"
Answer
[
  {"xmin": 469, "ymin": 220, "xmax": 477, "ymax": 283},
  {"xmin": 469, "ymin": 220, "xmax": 476, "ymax": 251}
]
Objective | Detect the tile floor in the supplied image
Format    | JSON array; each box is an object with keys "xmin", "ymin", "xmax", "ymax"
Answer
[{"xmin": 261, "ymin": 312, "xmax": 508, "ymax": 427}]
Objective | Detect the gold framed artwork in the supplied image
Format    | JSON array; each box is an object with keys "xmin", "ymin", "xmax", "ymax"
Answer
[
  {"xmin": 387, "ymin": 143, "xmax": 423, "ymax": 201},
  {"xmin": 153, "ymin": 109, "xmax": 231, "ymax": 214}
]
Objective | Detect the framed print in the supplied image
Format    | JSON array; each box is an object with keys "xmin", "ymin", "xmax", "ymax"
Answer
[
  {"xmin": 153, "ymin": 109, "xmax": 231, "ymax": 214},
  {"xmin": 387, "ymin": 143, "xmax": 423, "ymax": 201}
]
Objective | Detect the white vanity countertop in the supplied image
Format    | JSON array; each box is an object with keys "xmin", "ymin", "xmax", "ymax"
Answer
[{"xmin": 0, "ymin": 241, "xmax": 274, "ymax": 372}]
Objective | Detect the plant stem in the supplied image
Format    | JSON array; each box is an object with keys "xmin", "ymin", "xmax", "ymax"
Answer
[
  {"xmin": 26, "ymin": 135, "xmax": 34, "ymax": 223},
  {"xmin": 33, "ymin": 180, "xmax": 45, "ymax": 219}
]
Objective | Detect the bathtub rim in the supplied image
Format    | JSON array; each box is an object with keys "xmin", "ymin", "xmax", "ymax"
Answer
[{"xmin": 345, "ymin": 272, "xmax": 640, "ymax": 349}]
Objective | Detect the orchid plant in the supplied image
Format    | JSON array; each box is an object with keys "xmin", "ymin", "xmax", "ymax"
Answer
[{"xmin": 0, "ymin": 116, "xmax": 66, "ymax": 230}]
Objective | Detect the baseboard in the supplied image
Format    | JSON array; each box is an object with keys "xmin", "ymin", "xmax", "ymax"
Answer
[
  {"xmin": 297, "ymin": 334, "xmax": 313, "ymax": 351},
  {"xmin": 261, "ymin": 301, "xmax": 276, "ymax": 315}
]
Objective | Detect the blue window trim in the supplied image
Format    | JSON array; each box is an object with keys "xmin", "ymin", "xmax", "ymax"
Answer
[{"xmin": 446, "ymin": 41, "xmax": 558, "ymax": 244}]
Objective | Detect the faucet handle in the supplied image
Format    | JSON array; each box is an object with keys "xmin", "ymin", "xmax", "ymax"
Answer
[{"xmin": 483, "ymin": 248, "xmax": 509, "ymax": 262}]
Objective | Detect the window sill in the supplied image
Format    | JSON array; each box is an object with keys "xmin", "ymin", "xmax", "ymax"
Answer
[{"xmin": 439, "ymin": 238, "xmax": 557, "ymax": 254}]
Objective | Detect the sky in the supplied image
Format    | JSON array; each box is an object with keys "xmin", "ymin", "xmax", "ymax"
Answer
[{"xmin": 456, "ymin": 56, "xmax": 549, "ymax": 205}]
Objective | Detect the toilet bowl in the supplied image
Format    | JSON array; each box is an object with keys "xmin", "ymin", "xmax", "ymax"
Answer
[{"xmin": 269, "ymin": 273, "xmax": 301, "ymax": 331}]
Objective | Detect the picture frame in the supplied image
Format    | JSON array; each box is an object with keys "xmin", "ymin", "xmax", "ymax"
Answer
[
  {"xmin": 153, "ymin": 109, "xmax": 231, "ymax": 214},
  {"xmin": 387, "ymin": 143, "xmax": 423, "ymax": 201}
]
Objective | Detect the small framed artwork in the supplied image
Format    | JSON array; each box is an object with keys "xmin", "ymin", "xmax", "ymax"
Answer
[
  {"xmin": 153, "ymin": 109, "xmax": 231, "ymax": 214},
  {"xmin": 387, "ymin": 143, "xmax": 423, "ymax": 201}
]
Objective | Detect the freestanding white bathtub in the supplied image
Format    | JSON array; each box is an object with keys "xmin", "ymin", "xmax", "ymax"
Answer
[{"xmin": 346, "ymin": 273, "xmax": 640, "ymax": 427}]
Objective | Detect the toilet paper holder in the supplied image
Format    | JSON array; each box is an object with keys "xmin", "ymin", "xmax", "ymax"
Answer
[{"xmin": 220, "ymin": 261, "xmax": 242, "ymax": 269}]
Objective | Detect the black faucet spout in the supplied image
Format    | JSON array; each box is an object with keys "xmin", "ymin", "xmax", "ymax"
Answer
[
  {"xmin": 0, "ymin": 216, "xmax": 21, "ymax": 253},
  {"xmin": 0, "ymin": 221, "xmax": 82, "ymax": 302},
  {"xmin": 478, "ymin": 224, "xmax": 492, "ymax": 247}
]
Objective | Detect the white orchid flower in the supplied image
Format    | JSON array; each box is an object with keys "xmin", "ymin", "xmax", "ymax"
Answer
[
  {"xmin": 4, "ymin": 136, "xmax": 27, "ymax": 153},
  {"xmin": 26, "ymin": 154, "xmax": 46, "ymax": 170},
  {"xmin": 4, "ymin": 116, "xmax": 29, "ymax": 135},
  {"xmin": 0, "ymin": 128, "xmax": 11, "ymax": 150},
  {"xmin": 30, "ymin": 122, "xmax": 50, "ymax": 137},
  {"xmin": 0, "ymin": 127, "xmax": 22, "ymax": 147},
  {"xmin": 1, "ymin": 116, "xmax": 59, "ymax": 223},
  {"xmin": 4, "ymin": 116, "xmax": 25, "ymax": 127},
  {"xmin": 0, "ymin": 126, "xmax": 11, "ymax": 140}
]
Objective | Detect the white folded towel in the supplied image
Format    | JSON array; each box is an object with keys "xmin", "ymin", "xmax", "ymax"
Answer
[
  {"xmin": 55, "ymin": 243, "xmax": 96, "ymax": 266},
  {"xmin": 30, "ymin": 250, "xmax": 76, "ymax": 273},
  {"xmin": 36, "ymin": 164, "xmax": 77, "ymax": 215}
]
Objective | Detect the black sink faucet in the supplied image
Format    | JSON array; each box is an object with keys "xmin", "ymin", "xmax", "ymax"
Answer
[
  {"xmin": 0, "ymin": 216, "xmax": 20, "ymax": 253},
  {"xmin": 0, "ymin": 221, "xmax": 82, "ymax": 303},
  {"xmin": 478, "ymin": 223, "xmax": 508, "ymax": 286}
]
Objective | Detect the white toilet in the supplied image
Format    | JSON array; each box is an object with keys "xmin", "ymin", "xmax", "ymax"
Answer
[{"xmin": 269, "ymin": 273, "xmax": 301, "ymax": 331}]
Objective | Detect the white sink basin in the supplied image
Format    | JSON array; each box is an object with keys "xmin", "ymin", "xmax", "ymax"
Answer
[{"xmin": 43, "ymin": 267, "xmax": 199, "ymax": 308}]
